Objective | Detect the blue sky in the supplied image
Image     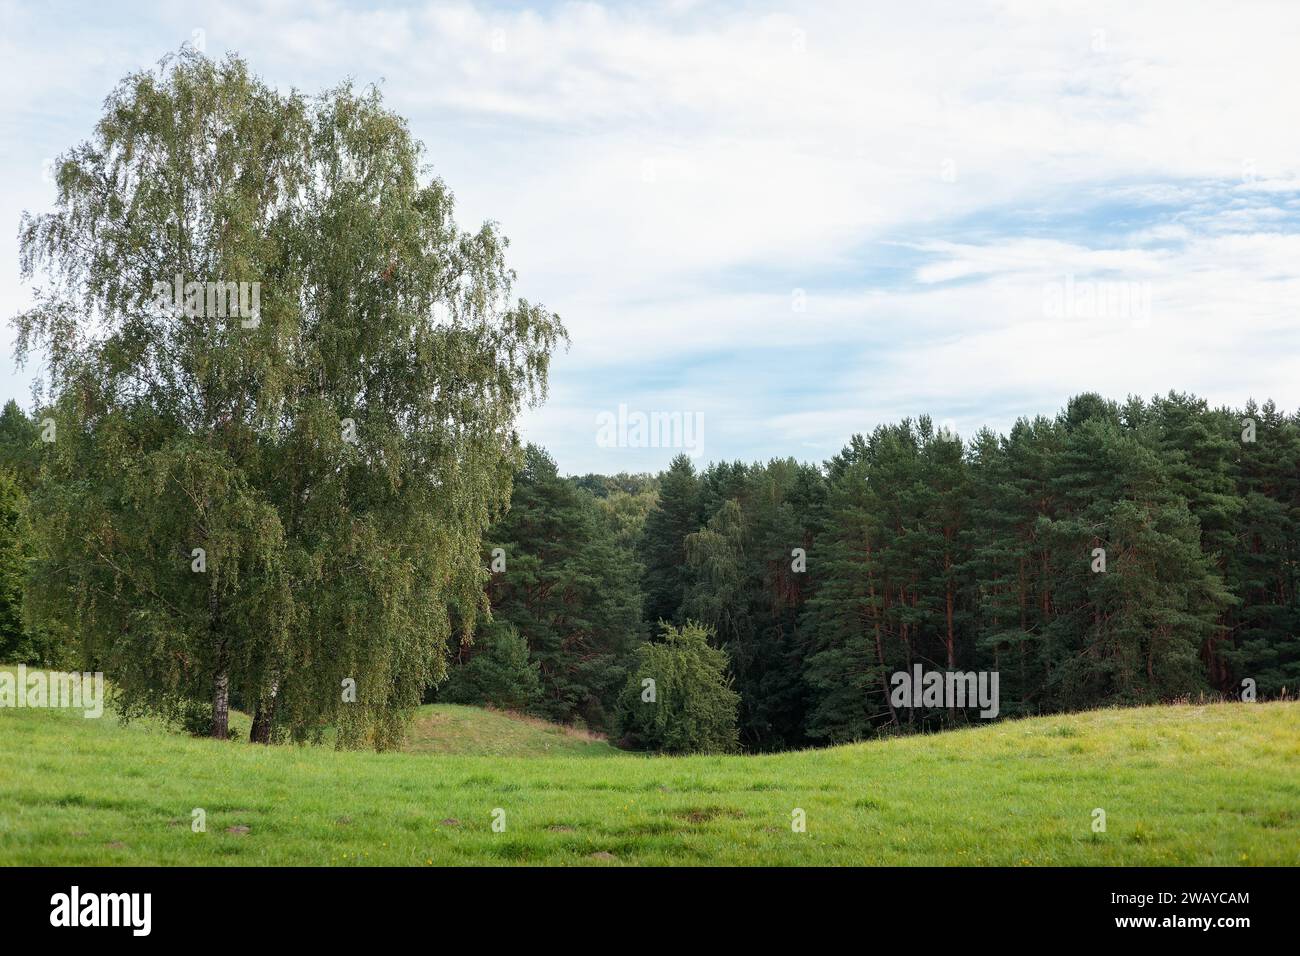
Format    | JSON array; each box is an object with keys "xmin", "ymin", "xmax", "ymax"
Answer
[{"xmin": 3, "ymin": 0, "xmax": 1299, "ymax": 473}]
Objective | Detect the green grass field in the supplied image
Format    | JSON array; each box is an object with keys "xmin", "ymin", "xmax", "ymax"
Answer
[{"xmin": 1, "ymin": 668, "xmax": 1296, "ymax": 865}]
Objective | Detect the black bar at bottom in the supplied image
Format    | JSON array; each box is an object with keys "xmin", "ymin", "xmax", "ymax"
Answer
[{"xmin": 0, "ymin": 866, "xmax": 1283, "ymax": 942}]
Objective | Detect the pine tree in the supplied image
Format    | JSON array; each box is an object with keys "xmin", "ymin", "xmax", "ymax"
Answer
[
  {"xmin": 1038, "ymin": 413, "xmax": 1231, "ymax": 707},
  {"xmin": 639, "ymin": 453, "xmax": 703, "ymax": 626},
  {"xmin": 802, "ymin": 438, "xmax": 886, "ymax": 741},
  {"xmin": 1145, "ymin": 393, "xmax": 1244, "ymax": 685},
  {"xmin": 464, "ymin": 445, "xmax": 642, "ymax": 729},
  {"xmin": 1221, "ymin": 400, "xmax": 1300, "ymax": 695},
  {"xmin": 438, "ymin": 622, "xmax": 542, "ymax": 712}
]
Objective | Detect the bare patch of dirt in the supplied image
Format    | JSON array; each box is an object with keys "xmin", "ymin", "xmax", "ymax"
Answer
[{"xmin": 674, "ymin": 806, "xmax": 745, "ymax": 823}]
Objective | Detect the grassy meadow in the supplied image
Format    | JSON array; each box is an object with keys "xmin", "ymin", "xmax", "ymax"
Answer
[{"xmin": 1, "ymin": 668, "xmax": 1296, "ymax": 866}]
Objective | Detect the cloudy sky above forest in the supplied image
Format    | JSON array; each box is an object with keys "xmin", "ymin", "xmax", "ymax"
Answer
[{"xmin": 3, "ymin": 0, "xmax": 1298, "ymax": 472}]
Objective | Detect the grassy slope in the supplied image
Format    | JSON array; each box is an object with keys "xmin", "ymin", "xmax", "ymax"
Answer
[
  {"xmin": 1, "ymin": 676, "xmax": 1296, "ymax": 865},
  {"xmin": 401, "ymin": 704, "xmax": 617, "ymax": 757},
  {"xmin": 0, "ymin": 680, "xmax": 613, "ymax": 758}
]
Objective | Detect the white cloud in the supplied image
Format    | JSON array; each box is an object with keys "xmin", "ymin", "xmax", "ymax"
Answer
[{"xmin": 2, "ymin": 0, "xmax": 1299, "ymax": 472}]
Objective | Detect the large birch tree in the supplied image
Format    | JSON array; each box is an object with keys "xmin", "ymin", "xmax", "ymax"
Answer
[{"xmin": 14, "ymin": 51, "xmax": 565, "ymax": 747}]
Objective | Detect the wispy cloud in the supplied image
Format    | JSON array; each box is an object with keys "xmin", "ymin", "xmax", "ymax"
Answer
[{"xmin": 4, "ymin": 0, "xmax": 1299, "ymax": 472}]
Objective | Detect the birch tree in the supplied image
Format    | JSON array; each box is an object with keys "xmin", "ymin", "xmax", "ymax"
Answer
[{"xmin": 14, "ymin": 51, "xmax": 565, "ymax": 747}]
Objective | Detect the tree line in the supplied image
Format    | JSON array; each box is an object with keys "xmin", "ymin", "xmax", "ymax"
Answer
[
  {"xmin": 6, "ymin": 391, "xmax": 1294, "ymax": 753},
  {"xmin": 429, "ymin": 392, "xmax": 1298, "ymax": 752}
]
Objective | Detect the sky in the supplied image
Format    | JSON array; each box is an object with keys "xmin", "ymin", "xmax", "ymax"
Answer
[{"xmin": 2, "ymin": 0, "xmax": 1298, "ymax": 474}]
